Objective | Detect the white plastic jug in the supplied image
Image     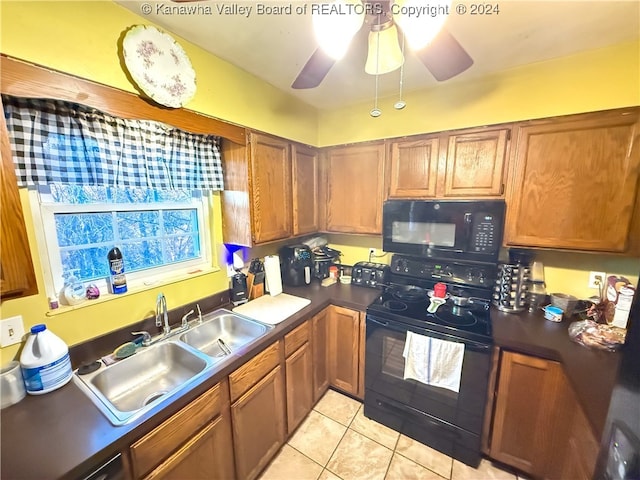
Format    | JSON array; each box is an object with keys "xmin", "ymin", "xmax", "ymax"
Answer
[{"xmin": 20, "ymin": 324, "xmax": 73, "ymax": 395}]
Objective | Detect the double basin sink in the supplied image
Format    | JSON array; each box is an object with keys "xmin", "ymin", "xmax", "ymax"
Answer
[{"xmin": 73, "ymin": 309, "xmax": 273, "ymax": 425}]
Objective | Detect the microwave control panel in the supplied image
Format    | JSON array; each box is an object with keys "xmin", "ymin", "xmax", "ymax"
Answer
[{"xmin": 469, "ymin": 213, "xmax": 499, "ymax": 253}]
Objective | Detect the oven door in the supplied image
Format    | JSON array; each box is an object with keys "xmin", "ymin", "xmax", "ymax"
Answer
[
  {"xmin": 364, "ymin": 313, "xmax": 493, "ymax": 466},
  {"xmin": 382, "ymin": 200, "xmax": 505, "ymax": 263}
]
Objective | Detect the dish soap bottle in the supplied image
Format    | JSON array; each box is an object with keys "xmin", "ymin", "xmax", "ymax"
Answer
[
  {"xmin": 63, "ymin": 270, "xmax": 86, "ymax": 306},
  {"xmin": 108, "ymin": 247, "xmax": 127, "ymax": 294},
  {"xmin": 20, "ymin": 324, "xmax": 73, "ymax": 395}
]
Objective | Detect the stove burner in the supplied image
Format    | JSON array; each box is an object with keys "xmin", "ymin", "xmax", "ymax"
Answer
[
  {"xmin": 435, "ymin": 307, "xmax": 478, "ymax": 327},
  {"xmin": 383, "ymin": 300, "xmax": 408, "ymax": 312},
  {"xmin": 389, "ymin": 285, "xmax": 427, "ymax": 303}
]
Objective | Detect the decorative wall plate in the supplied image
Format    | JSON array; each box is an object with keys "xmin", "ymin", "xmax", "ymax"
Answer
[{"xmin": 122, "ymin": 25, "xmax": 196, "ymax": 108}]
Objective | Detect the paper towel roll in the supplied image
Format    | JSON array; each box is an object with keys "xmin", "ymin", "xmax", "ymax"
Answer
[{"xmin": 264, "ymin": 255, "xmax": 283, "ymax": 296}]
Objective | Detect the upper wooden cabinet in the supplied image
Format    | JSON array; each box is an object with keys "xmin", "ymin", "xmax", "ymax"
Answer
[
  {"xmin": 292, "ymin": 145, "xmax": 319, "ymax": 236},
  {"xmin": 249, "ymin": 133, "xmax": 292, "ymax": 244},
  {"xmin": 388, "ymin": 128, "xmax": 509, "ymax": 199},
  {"xmin": 221, "ymin": 133, "xmax": 319, "ymax": 246},
  {"xmin": 1, "ymin": 97, "xmax": 38, "ymax": 300},
  {"xmin": 388, "ymin": 136, "xmax": 440, "ymax": 198},
  {"xmin": 505, "ymin": 109, "xmax": 640, "ymax": 252},
  {"xmin": 443, "ymin": 128, "xmax": 509, "ymax": 197},
  {"xmin": 324, "ymin": 143, "xmax": 385, "ymax": 234}
]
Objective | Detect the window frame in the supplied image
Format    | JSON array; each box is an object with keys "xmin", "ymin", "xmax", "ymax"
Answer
[{"xmin": 30, "ymin": 189, "xmax": 213, "ymax": 300}]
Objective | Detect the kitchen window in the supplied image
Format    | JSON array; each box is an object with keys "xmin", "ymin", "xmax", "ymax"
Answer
[
  {"xmin": 31, "ymin": 185, "xmax": 212, "ymax": 297},
  {"xmin": 3, "ymin": 94, "xmax": 224, "ymax": 301}
]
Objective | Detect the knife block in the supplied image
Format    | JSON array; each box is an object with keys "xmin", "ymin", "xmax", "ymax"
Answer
[{"xmin": 247, "ymin": 273, "xmax": 264, "ymax": 300}]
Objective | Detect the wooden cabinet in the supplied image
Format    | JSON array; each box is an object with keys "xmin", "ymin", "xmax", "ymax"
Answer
[
  {"xmin": 327, "ymin": 305, "xmax": 362, "ymax": 396},
  {"xmin": 505, "ymin": 108, "xmax": 640, "ymax": 252},
  {"xmin": 249, "ymin": 133, "xmax": 292, "ymax": 244},
  {"xmin": 387, "ymin": 128, "xmax": 509, "ymax": 199},
  {"xmin": 324, "ymin": 143, "xmax": 385, "ymax": 234},
  {"xmin": 292, "ymin": 145, "xmax": 319, "ymax": 236},
  {"xmin": 442, "ymin": 128, "xmax": 509, "ymax": 197},
  {"xmin": 0, "ymin": 96, "xmax": 37, "ymax": 300},
  {"xmin": 284, "ymin": 322, "xmax": 313, "ymax": 434},
  {"xmin": 312, "ymin": 308, "xmax": 330, "ymax": 402},
  {"xmin": 388, "ymin": 136, "xmax": 440, "ymax": 198},
  {"xmin": 129, "ymin": 381, "xmax": 234, "ymax": 480},
  {"xmin": 230, "ymin": 342, "xmax": 286, "ymax": 480},
  {"xmin": 221, "ymin": 133, "xmax": 319, "ymax": 246},
  {"xmin": 489, "ymin": 351, "xmax": 563, "ymax": 477},
  {"xmin": 546, "ymin": 373, "xmax": 599, "ymax": 480}
]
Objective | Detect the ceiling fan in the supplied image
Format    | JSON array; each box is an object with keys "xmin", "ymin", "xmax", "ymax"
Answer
[{"xmin": 292, "ymin": 0, "xmax": 474, "ymax": 89}]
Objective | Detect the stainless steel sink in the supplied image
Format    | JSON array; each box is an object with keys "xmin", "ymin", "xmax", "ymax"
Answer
[
  {"xmin": 179, "ymin": 311, "xmax": 272, "ymax": 358},
  {"xmin": 74, "ymin": 341, "xmax": 214, "ymax": 425}
]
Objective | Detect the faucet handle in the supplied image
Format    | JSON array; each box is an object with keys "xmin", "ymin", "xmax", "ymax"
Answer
[
  {"xmin": 132, "ymin": 331, "xmax": 152, "ymax": 347},
  {"xmin": 181, "ymin": 309, "xmax": 195, "ymax": 327}
]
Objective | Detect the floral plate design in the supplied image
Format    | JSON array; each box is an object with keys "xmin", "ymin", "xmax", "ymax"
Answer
[{"xmin": 122, "ymin": 25, "xmax": 196, "ymax": 108}]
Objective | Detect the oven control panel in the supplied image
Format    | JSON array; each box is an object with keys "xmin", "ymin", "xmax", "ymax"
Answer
[{"xmin": 390, "ymin": 255, "xmax": 496, "ymax": 288}]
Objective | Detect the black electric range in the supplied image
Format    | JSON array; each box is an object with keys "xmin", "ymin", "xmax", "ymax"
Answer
[
  {"xmin": 367, "ymin": 254, "xmax": 497, "ymax": 344},
  {"xmin": 363, "ymin": 254, "xmax": 499, "ymax": 467}
]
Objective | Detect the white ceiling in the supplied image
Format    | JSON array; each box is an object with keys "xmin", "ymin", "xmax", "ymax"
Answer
[{"xmin": 116, "ymin": 0, "xmax": 640, "ymax": 110}]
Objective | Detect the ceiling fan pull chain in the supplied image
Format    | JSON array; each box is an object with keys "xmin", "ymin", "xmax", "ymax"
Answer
[
  {"xmin": 395, "ymin": 33, "xmax": 407, "ymax": 110},
  {"xmin": 370, "ymin": 23, "xmax": 382, "ymax": 118}
]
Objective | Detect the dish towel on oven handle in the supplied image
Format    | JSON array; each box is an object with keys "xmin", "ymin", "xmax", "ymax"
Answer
[{"xmin": 402, "ymin": 331, "xmax": 465, "ymax": 393}]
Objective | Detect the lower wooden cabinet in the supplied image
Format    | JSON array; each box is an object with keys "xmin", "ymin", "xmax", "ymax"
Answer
[
  {"xmin": 230, "ymin": 342, "xmax": 286, "ymax": 480},
  {"xmin": 285, "ymin": 322, "xmax": 314, "ymax": 434},
  {"xmin": 129, "ymin": 381, "xmax": 233, "ymax": 480},
  {"xmin": 327, "ymin": 305, "xmax": 362, "ymax": 397},
  {"xmin": 312, "ymin": 308, "xmax": 330, "ymax": 402},
  {"xmin": 145, "ymin": 415, "xmax": 235, "ymax": 480},
  {"xmin": 489, "ymin": 351, "xmax": 563, "ymax": 477}
]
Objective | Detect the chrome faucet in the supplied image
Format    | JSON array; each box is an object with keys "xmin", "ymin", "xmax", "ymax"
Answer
[{"xmin": 156, "ymin": 293, "xmax": 170, "ymax": 336}]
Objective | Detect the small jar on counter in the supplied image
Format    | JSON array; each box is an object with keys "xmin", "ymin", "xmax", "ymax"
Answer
[{"xmin": 329, "ymin": 265, "xmax": 338, "ymax": 280}]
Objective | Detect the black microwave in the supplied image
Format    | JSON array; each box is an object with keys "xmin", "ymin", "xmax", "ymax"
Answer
[{"xmin": 382, "ymin": 200, "xmax": 506, "ymax": 263}]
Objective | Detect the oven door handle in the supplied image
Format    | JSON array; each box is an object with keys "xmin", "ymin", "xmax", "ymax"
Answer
[{"xmin": 366, "ymin": 315, "xmax": 492, "ymax": 351}]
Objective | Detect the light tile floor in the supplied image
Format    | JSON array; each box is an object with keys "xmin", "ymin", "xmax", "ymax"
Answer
[{"xmin": 259, "ymin": 389, "xmax": 525, "ymax": 480}]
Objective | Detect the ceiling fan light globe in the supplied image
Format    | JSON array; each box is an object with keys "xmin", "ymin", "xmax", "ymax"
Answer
[
  {"xmin": 313, "ymin": 0, "xmax": 365, "ymax": 59},
  {"xmin": 365, "ymin": 25, "xmax": 404, "ymax": 75},
  {"xmin": 393, "ymin": 0, "xmax": 451, "ymax": 50}
]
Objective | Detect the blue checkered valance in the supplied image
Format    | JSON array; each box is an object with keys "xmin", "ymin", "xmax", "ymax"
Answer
[{"xmin": 2, "ymin": 95, "xmax": 224, "ymax": 191}]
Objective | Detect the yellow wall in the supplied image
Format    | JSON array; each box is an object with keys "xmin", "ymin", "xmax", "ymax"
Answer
[
  {"xmin": 317, "ymin": 40, "xmax": 640, "ymax": 146},
  {"xmin": 1, "ymin": 1, "xmax": 640, "ymax": 363},
  {"xmin": 0, "ymin": 1, "xmax": 319, "ymax": 145}
]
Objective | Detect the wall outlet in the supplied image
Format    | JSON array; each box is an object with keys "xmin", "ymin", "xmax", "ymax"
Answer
[
  {"xmin": 588, "ymin": 271, "xmax": 606, "ymax": 289},
  {"xmin": 0, "ymin": 315, "xmax": 26, "ymax": 347}
]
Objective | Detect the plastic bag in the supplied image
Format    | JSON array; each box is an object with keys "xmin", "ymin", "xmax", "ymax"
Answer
[{"xmin": 568, "ymin": 319, "xmax": 626, "ymax": 351}]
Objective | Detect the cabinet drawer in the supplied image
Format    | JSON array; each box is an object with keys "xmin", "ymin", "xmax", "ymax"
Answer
[
  {"xmin": 230, "ymin": 341, "xmax": 281, "ymax": 402},
  {"xmin": 284, "ymin": 322, "xmax": 310, "ymax": 357},
  {"xmin": 130, "ymin": 383, "xmax": 221, "ymax": 478}
]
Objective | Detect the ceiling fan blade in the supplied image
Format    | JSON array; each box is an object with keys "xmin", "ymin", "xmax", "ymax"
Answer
[
  {"xmin": 415, "ymin": 28, "xmax": 473, "ymax": 81},
  {"xmin": 291, "ymin": 48, "xmax": 336, "ymax": 89}
]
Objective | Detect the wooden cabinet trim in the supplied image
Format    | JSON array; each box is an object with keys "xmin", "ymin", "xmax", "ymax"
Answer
[
  {"xmin": 284, "ymin": 321, "xmax": 310, "ymax": 357},
  {"xmin": 230, "ymin": 341, "xmax": 281, "ymax": 402},
  {"xmin": 1, "ymin": 56, "xmax": 246, "ymax": 144},
  {"xmin": 130, "ymin": 383, "xmax": 221, "ymax": 479}
]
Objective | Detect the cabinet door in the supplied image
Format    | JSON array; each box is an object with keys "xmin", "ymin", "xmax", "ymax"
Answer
[
  {"xmin": 231, "ymin": 366, "xmax": 286, "ymax": 480},
  {"xmin": 442, "ymin": 128, "xmax": 508, "ymax": 197},
  {"xmin": 356, "ymin": 311, "xmax": 366, "ymax": 400},
  {"xmin": 505, "ymin": 110, "xmax": 640, "ymax": 252},
  {"xmin": 325, "ymin": 143, "xmax": 385, "ymax": 234},
  {"xmin": 249, "ymin": 133, "xmax": 292, "ymax": 243},
  {"xmin": 312, "ymin": 308, "xmax": 330, "ymax": 402},
  {"xmin": 285, "ymin": 342, "xmax": 313, "ymax": 435},
  {"xmin": 0, "ymin": 97, "xmax": 38, "ymax": 299},
  {"xmin": 292, "ymin": 145, "xmax": 319, "ymax": 236},
  {"xmin": 388, "ymin": 137, "xmax": 440, "ymax": 198},
  {"xmin": 145, "ymin": 415, "xmax": 235, "ymax": 480},
  {"xmin": 490, "ymin": 351, "xmax": 562, "ymax": 477},
  {"xmin": 327, "ymin": 306, "xmax": 361, "ymax": 395}
]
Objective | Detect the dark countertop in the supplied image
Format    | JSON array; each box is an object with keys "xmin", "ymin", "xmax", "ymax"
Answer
[{"xmin": 0, "ymin": 282, "xmax": 620, "ymax": 479}]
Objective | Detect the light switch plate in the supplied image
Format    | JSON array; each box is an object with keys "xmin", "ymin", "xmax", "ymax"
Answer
[{"xmin": 0, "ymin": 315, "xmax": 26, "ymax": 347}]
